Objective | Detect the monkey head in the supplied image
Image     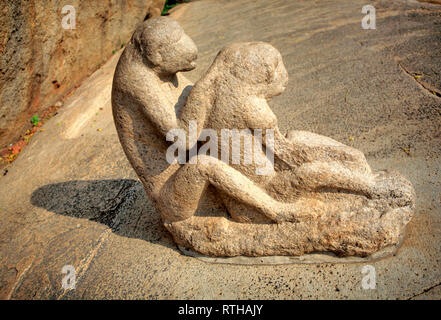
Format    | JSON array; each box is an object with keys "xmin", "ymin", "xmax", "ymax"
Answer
[{"xmin": 132, "ymin": 16, "xmax": 198, "ymax": 75}]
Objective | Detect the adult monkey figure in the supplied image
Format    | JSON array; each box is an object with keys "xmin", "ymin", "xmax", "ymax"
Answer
[{"xmin": 112, "ymin": 17, "xmax": 296, "ymax": 225}]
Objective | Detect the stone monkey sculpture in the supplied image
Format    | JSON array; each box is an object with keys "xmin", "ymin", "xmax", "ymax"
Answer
[{"xmin": 112, "ymin": 17, "xmax": 415, "ymax": 257}]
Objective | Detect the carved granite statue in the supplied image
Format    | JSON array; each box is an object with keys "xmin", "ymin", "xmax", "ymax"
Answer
[{"xmin": 112, "ymin": 17, "xmax": 415, "ymax": 257}]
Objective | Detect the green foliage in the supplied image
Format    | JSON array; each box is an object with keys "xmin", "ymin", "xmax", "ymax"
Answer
[
  {"xmin": 161, "ymin": 0, "xmax": 178, "ymax": 15},
  {"xmin": 30, "ymin": 115, "xmax": 40, "ymax": 127}
]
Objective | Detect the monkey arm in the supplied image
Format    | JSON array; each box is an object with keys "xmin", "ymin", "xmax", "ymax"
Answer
[
  {"xmin": 129, "ymin": 80, "xmax": 180, "ymax": 139},
  {"xmin": 177, "ymin": 90, "xmax": 209, "ymax": 149},
  {"xmin": 129, "ymin": 76, "xmax": 208, "ymax": 151},
  {"xmin": 243, "ymin": 97, "xmax": 303, "ymax": 168},
  {"xmin": 176, "ymin": 78, "xmax": 215, "ymax": 150}
]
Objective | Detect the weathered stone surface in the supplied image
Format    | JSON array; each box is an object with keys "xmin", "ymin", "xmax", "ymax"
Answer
[
  {"xmin": 112, "ymin": 17, "xmax": 415, "ymax": 257},
  {"xmin": 419, "ymin": 0, "xmax": 441, "ymax": 4},
  {"xmin": 178, "ymin": 244, "xmax": 399, "ymax": 265},
  {"xmin": 0, "ymin": 0, "xmax": 440, "ymax": 299},
  {"xmin": 0, "ymin": 0, "xmax": 165, "ymax": 146}
]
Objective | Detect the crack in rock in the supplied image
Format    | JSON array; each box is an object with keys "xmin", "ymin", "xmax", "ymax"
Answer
[
  {"xmin": 398, "ymin": 62, "xmax": 441, "ymax": 98},
  {"xmin": 407, "ymin": 281, "xmax": 441, "ymax": 299}
]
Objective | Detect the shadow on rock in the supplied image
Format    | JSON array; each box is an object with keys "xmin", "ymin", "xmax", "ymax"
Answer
[{"xmin": 30, "ymin": 179, "xmax": 177, "ymax": 250}]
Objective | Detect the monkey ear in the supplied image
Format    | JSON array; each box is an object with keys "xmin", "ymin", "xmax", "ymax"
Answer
[
  {"xmin": 149, "ymin": 49, "xmax": 163, "ymax": 66},
  {"xmin": 132, "ymin": 31, "xmax": 147, "ymax": 58},
  {"xmin": 266, "ymin": 56, "xmax": 279, "ymax": 84},
  {"xmin": 264, "ymin": 63, "xmax": 275, "ymax": 84},
  {"xmin": 146, "ymin": 40, "xmax": 164, "ymax": 66}
]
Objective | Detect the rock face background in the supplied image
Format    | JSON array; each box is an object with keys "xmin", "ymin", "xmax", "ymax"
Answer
[{"xmin": 0, "ymin": 0, "xmax": 165, "ymax": 147}]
